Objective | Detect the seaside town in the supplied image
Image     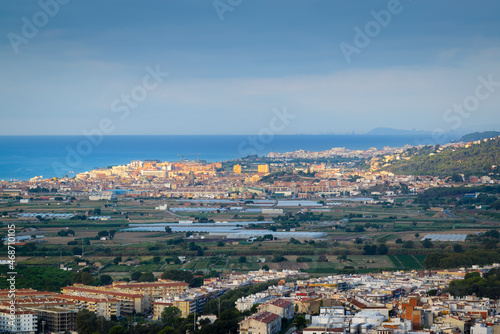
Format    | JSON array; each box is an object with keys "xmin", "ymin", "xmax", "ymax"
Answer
[{"xmin": 1, "ymin": 137, "xmax": 498, "ymax": 202}]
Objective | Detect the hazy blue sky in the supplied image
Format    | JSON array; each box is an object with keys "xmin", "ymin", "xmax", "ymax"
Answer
[{"xmin": 1, "ymin": 0, "xmax": 500, "ymax": 135}]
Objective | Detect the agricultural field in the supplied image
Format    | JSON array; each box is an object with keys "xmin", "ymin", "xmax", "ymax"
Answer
[
  {"xmin": 1, "ymin": 193, "xmax": 497, "ymax": 281},
  {"xmin": 389, "ymin": 255, "xmax": 426, "ymax": 270}
]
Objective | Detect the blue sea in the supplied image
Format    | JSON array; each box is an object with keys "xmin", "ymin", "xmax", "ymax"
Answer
[{"xmin": 0, "ymin": 134, "xmax": 436, "ymax": 181}]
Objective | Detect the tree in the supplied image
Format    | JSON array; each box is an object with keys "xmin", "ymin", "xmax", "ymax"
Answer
[
  {"xmin": 353, "ymin": 225, "xmax": 365, "ymax": 233},
  {"xmin": 161, "ymin": 306, "xmax": 182, "ymax": 327},
  {"xmin": 403, "ymin": 241, "xmax": 414, "ymax": 249},
  {"xmin": 415, "ymin": 233, "xmax": 420, "ymax": 238},
  {"xmin": 451, "ymin": 174, "xmax": 463, "ymax": 182},
  {"xmin": 153, "ymin": 256, "xmax": 161, "ymax": 264},
  {"xmin": 422, "ymin": 239, "xmax": 433, "ymax": 248},
  {"xmin": 239, "ymin": 256, "xmax": 247, "ymax": 263},
  {"xmin": 249, "ymin": 303, "xmax": 260, "ymax": 314},
  {"xmin": 97, "ymin": 230, "xmax": 109, "ymax": 237},
  {"xmin": 109, "ymin": 325, "xmax": 125, "ymax": 334},
  {"xmin": 318, "ymin": 255, "xmax": 328, "ymax": 262},
  {"xmin": 75, "ymin": 309, "xmax": 97, "ymax": 334},
  {"xmin": 158, "ymin": 327, "xmax": 175, "ymax": 334},
  {"xmin": 109, "ymin": 230, "xmax": 116, "ymax": 239},
  {"xmin": 363, "ymin": 245, "xmax": 377, "ymax": 255},
  {"xmin": 293, "ymin": 315, "xmax": 307, "ymax": 330},
  {"xmin": 113, "ymin": 256, "xmax": 122, "ymax": 265},
  {"xmin": 138, "ymin": 272, "xmax": 155, "ymax": 282},
  {"xmin": 161, "ymin": 270, "xmax": 196, "ymax": 286},
  {"xmin": 72, "ymin": 271, "xmax": 93, "ymax": 285},
  {"xmin": 378, "ymin": 244, "xmax": 389, "ymax": 255},
  {"xmin": 423, "ymin": 252, "xmax": 447, "ymax": 269},
  {"xmin": 337, "ymin": 254, "xmax": 348, "ymax": 262},
  {"xmin": 217, "ymin": 241, "xmax": 224, "ymax": 247},
  {"xmin": 100, "ymin": 274, "xmax": 113, "ymax": 285},
  {"xmin": 261, "ymin": 265, "xmax": 270, "ymax": 271},
  {"xmin": 485, "ymin": 230, "xmax": 500, "ymax": 239},
  {"xmin": 395, "ymin": 238, "xmax": 403, "ymax": 244},
  {"xmin": 453, "ymin": 244, "xmax": 464, "ymax": 253},
  {"xmin": 257, "ymin": 215, "xmax": 265, "ymax": 221},
  {"xmin": 131, "ymin": 271, "xmax": 142, "ymax": 281}
]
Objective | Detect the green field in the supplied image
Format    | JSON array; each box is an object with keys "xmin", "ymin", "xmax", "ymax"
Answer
[{"xmin": 389, "ymin": 255, "xmax": 425, "ymax": 270}]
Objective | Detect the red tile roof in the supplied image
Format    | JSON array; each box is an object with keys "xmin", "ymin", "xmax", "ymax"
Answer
[
  {"xmin": 251, "ymin": 311, "xmax": 280, "ymax": 324},
  {"xmin": 113, "ymin": 282, "xmax": 188, "ymax": 288},
  {"xmin": 62, "ymin": 286, "xmax": 143, "ymax": 298},
  {"xmin": 270, "ymin": 299, "xmax": 293, "ymax": 308},
  {"xmin": 57, "ymin": 294, "xmax": 119, "ymax": 303}
]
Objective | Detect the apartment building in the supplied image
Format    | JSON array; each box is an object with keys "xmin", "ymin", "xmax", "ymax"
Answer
[
  {"xmin": 0, "ymin": 296, "xmax": 75, "ymax": 310},
  {"xmin": 110, "ymin": 280, "xmax": 189, "ymax": 300},
  {"xmin": 0, "ymin": 289, "xmax": 58, "ymax": 302},
  {"xmin": 153, "ymin": 296, "xmax": 196, "ymax": 319},
  {"xmin": 0, "ymin": 309, "xmax": 37, "ymax": 334},
  {"xmin": 61, "ymin": 285, "xmax": 147, "ymax": 314},
  {"xmin": 258, "ymin": 299, "xmax": 294, "ymax": 320},
  {"xmin": 26, "ymin": 305, "xmax": 77, "ymax": 333},
  {"xmin": 56, "ymin": 294, "xmax": 121, "ymax": 319},
  {"xmin": 239, "ymin": 311, "xmax": 282, "ymax": 334},
  {"xmin": 258, "ymin": 164, "xmax": 270, "ymax": 173}
]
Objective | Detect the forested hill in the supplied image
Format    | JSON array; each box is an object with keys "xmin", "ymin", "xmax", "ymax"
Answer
[
  {"xmin": 460, "ymin": 131, "xmax": 500, "ymax": 142},
  {"xmin": 383, "ymin": 137, "xmax": 500, "ymax": 177}
]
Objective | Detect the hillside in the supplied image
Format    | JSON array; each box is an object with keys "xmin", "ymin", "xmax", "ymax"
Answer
[
  {"xmin": 460, "ymin": 131, "xmax": 500, "ymax": 142},
  {"xmin": 383, "ymin": 137, "xmax": 500, "ymax": 178}
]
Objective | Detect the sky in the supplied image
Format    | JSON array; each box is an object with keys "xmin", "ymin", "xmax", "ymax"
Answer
[{"xmin": 1, "ymin": 0, "xmax": 500, "ymax": 135}]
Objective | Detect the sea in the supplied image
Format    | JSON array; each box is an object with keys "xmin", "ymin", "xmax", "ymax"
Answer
[{"xmin": 0, "ymin": 134, "xmax": 437, "ymax": 181}]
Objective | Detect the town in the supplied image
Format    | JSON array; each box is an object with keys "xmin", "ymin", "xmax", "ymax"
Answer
[
  {"xmin": 0, "ymin": 266, "xmax": 499, "ymax": 334},
  {"xmin": 2, "ymin": 137, "xmax": 498, "ymax": 201}
]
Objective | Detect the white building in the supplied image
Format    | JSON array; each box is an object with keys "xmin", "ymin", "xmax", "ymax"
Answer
[
  {"xmin": 155, "ymin": 204, "xmax": 168, "ymax": 210},
  {"xmin": 89, "ymin": 192, "xmax": 116, "ymax": 201},
  {"xmin": 351, "ymin": 310, "xmax": 387, "ymax": 327},
  {"xmin": 235, "ymin": 293, "xmax": 274, "ymax": 312},
  {"xmin": 471, "ymin": 323, "xmax": 493, "ymax": 334},
  {"xmin": 0, "ymin": 309, "xmax": 37, "ymax": 334}
]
